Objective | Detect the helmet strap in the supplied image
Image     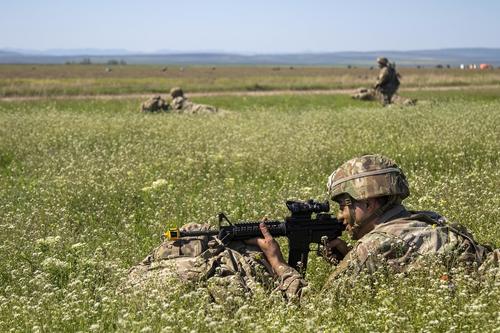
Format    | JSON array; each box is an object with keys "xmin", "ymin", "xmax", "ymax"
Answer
[
  {"xmin": 348, "ymin": 200, "xmax": 356, "ymax": 227},
  {"xmin": 350, "ymin": 196, "xmax": 399, "ymax": 233},
  {"xmin": 364, "ymin": 196, "xmax": 399, "ymax": 224}
]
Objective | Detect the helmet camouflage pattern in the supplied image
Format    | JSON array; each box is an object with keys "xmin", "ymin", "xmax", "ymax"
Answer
[
  {"xmin": 170, "ymin": 87, "xmax": 184, "ymax": 98},
  {"xmin": 327, "ymin": 154, "xmax": 409, "ymax": 201},
  {"xmin": 377, "ymin": 57, "xmax": 389, "ymax": 65}
]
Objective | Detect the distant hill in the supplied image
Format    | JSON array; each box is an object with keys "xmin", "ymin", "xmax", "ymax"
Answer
[
  {"xmin": 0, "ymin": 48, "xmax": 499, "ymax": 66},
  {"xmin": 0, "ymin": 50, "xmax": 23, "ymax": 57}
]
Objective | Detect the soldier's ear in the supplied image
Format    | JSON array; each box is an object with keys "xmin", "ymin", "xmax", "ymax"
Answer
[{"xmin": 365, "ymin": 198, "xmax": 381, "ymax": 212}]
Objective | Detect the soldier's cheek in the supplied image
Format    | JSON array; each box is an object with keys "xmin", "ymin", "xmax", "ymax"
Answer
[{"xmin": 337, "ymin": 212, "xmax": 348, "ymax": 225}]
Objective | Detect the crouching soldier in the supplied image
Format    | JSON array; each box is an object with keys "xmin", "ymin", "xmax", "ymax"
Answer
[{"xmin": 374, "ymin": 57, "xmax": 401, "ymax": 106}]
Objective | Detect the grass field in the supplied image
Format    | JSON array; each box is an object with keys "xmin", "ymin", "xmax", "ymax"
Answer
[
  {"xmin": 0, "ymin": 68, "xmax": 499, "ymax": 332},
  {"xmin": 1, "ymin": 64, "xmax": 500, "ymax": 97}
]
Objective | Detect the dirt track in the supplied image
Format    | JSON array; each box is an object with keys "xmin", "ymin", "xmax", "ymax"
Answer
[{"xmin": 1, "ymin": 84, "xmax": 499, "ymax": 102}]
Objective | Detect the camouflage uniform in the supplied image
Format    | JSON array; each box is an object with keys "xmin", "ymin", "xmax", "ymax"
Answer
[
  {"xmin": 171, "ymin": 96, "xmax": 217, "ymax": 114},
  {"xmin": 351, "ymin": 88, "xmax": 378, "ymax": 101},
  {"xmin": 324, "ymin": 154, "xmax": 499, "ymax": 286},
  {"xmin": 326, "ymin": 205, "xmax": 498, "ymax": 283},
  {"xmin": 352, "ymin": 88, "xmax": 417, "ymax": 106},
  {"xmin": 125, "ymin": 223, "xmax": 306, "ymax": 302},
  {"xmin": 140, "ymin": 95, "xmax": 169, "ymax": 113},
  {"xmin": 169, "ymin": 87, "xmax": 217, "ymax": 114},
  {"xmin": 374, "ymin": 58, "xmax": 400, "ymax": 106}
]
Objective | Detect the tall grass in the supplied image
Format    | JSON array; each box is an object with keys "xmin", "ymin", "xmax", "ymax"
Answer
[{"xmin": 0, "ymin": 93, "xmax": 499, "ymax": 332}]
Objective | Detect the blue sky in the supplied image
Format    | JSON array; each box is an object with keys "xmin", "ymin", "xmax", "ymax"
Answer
[{"xmin": 1, "ymin": 0, "xmax": 499, "ymax": 53}]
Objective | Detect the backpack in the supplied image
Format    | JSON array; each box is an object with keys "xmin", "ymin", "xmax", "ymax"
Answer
[{"xmin": 389, "ymin": 63, "xmax": 400, "ymax": 88}]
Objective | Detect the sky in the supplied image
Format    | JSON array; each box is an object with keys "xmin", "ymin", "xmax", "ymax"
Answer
[{"xmin": 1, "ymin": 0, "xmax": 499, "ymax": 54}]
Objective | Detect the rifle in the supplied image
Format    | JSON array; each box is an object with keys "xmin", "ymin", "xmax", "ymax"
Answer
[{"xmin": 164, "ymin": 199, "xmax": 345, "ymax": 274}]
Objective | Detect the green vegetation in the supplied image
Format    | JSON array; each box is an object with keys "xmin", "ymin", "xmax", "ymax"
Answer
[{"xmin": 1, "ymin": 87, "xmax": 499, "ymax": 332}]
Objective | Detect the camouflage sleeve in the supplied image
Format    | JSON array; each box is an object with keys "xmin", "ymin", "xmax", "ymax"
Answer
[
  {"xmin": 323, "ymin": 234, "xmax": 396, "ymax": 286},
  {"xmin": 273, "ymin": 265, "xmax": 308, "ymax": 301},
  {"xmin": 478, "ymin": 248, "xmax": 500, "ymax": 280}
]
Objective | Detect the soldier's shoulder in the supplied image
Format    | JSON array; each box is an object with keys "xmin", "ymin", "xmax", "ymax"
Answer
[
  {"xmin": 371, "ymin": 217, "xmax": 429, "ymax": 235},
  {"xmin": 359, "ymin": 215, "xmax": 440, "ymax": 248}
]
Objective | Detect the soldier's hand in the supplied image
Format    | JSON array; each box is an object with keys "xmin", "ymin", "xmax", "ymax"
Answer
[
  {"xmin": 323, "ymin": 238, "xmax": 350, "ymax": 264},
  {"xmin": 245, "ymin": 222, "xmax": 289, "ymax": 277}
]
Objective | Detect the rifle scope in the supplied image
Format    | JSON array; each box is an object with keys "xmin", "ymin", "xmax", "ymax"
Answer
[{"xmin": 286, "ymin": 199, "xmax": 330, "ymax": 215}]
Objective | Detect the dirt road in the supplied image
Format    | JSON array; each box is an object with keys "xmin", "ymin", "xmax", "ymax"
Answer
[{"xmin": 1, "ymin": 84, "xmax": 499, "ymax": 102}]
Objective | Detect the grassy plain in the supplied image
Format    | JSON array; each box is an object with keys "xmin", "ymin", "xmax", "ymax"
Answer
[
  {"xmin": 1, "ymin": 64, "xmax": 500, "ymax": 97},
  {"xmin": 0, "ymin": 67, "xmax": 499, "ymax": 332}
]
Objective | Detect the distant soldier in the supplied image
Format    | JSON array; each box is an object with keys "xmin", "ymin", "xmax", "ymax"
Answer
[
  {"xmin": 140, "ymin": 95, "xmax": 169, "ymax": 113},
  {"xmin": 351, "ymin": 88, "xmax": 378, "ymax": 101},
  {"xmin": 170, "ymin": 87, "xmax": 217, "ymax": 114},
  {"xmin": 374, "ymin": 57, "xmax": 401, "ymax": 106},
  {"xmin": 352, "ymin": 87, "xmax": 417, "ymax": 106}
]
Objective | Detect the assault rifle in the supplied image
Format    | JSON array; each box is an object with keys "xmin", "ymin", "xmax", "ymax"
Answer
[{"xmin": 165, "ymin": 199, "xmax": 345, "ymax": 274}]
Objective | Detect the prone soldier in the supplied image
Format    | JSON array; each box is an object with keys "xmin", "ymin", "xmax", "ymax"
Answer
[
  {"xmin": 140, "ymin": 95, "xmax": 170, "ymax": 113},
  {"xmin": 254, "ymin": 154, "xmax": 499, "ymax": 291},
  {"xmin": 170, "ymin": 87, "xmax": 217, "ymax": 114},
  {"xmin": 124, "ymin": 154, "xmax": 499, "ymax": 300}
]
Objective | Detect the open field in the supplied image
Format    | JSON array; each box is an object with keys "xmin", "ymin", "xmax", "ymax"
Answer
[
  {"xmin": 1, "ymin": 64, "xmax": 500, "ymax": 97},
  {"xmin": 1, "ymin": 70, "xmax": 500, "ymax": 332}
]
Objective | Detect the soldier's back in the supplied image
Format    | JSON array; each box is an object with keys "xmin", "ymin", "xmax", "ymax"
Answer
[{"xmin": 122, "ymin": 223, "xmax": 305, "ymax": 302}]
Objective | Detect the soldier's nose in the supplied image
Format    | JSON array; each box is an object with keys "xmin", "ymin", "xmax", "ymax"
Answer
[{"xmin": 337, "ymin": 212, "xmax": 346, "ymax": 224}]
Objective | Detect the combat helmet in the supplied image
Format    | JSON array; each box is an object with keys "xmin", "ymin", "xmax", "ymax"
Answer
[
  {"xmin": 376, "ymin": 57, "xmax": 389, "ymax": 66},
  {"xmin": 327, "ymin": 154, "xmax": 409, "ymax": 202},
  {"xmin": 170, "ymin": 87, "xmax": 184, "ymax": 98}
]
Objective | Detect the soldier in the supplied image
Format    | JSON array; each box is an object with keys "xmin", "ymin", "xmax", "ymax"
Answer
[
  {"xmin": 169, "ymin": 87, "xmax": 217, "ymax": 114},
  {"xmin": 351, "ymin": 88, "xmax": 377, "ymax": 101},
  {"xmin": 374, "ymin": 57, "xmax": 401, "ymax": 106},
  {"xmin": 253, "ymin": 154, "xmax": 499, "ymax": 290},
  {"xmin": 352, "ymin": 87, "xmax": 417, "ymax": 106},
  {"xmin": 125, "ymin": 155, "xmax": 498, "ymax": 300},
  {"xmin": 140, "ymin": 95, "xmax": 169, "ymax": 113}
]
